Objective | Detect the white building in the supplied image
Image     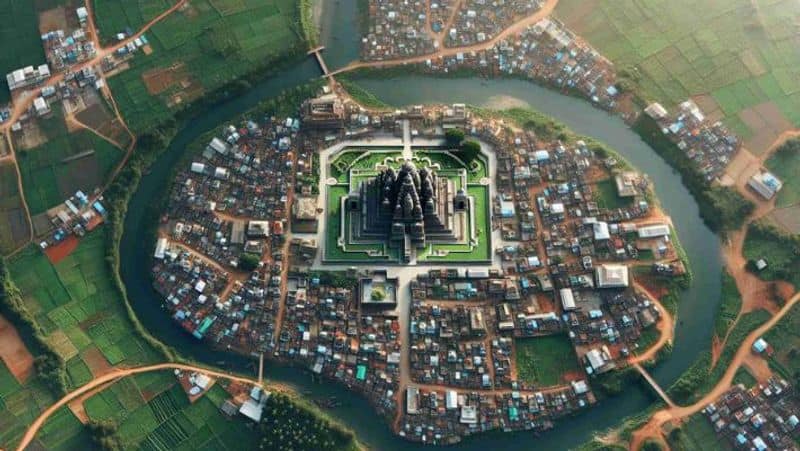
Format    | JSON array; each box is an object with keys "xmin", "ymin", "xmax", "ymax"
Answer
[
  {"xmin": 595, "ymin": 264, "xmax": 630, "ymax": 288},
  {"xmin": 637, "ymin": 223, "xmax": 670, "ymax": 239},
  {"xmin": 748, "ymin": 171, "xmax": 783, "ymax": 200},
  {"xmin": 559, "ymin": 288, "xmax": 577, "ymax": 311}
]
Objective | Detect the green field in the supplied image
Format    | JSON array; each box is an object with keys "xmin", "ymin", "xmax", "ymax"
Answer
[
  {"xmin": 714, "ymin": 271, "xmax": 742, "ymax": 340},
  {"xmin": 0, "ymin": 0, "xmax": 47, "ymax": 103},
  {"xmin": 556, "ymin": 0, "xmax": 800, "ymax": 134},
  {"xmin": 15, "ymin": 108, "xmax": 124, "ymax": 215},
  {"xmin": 594, "ymin": 179, "xmax": 633, "ymax": 210},
  {"xmin": 515, "ymin": 335, "xmax": 580, "ymax": 387},
  {"xmin": 732, "ymin": 367, "xmax": 757, "ymax": 388},
  {"xmin": 742, "ymin": 222, "xmax": 800, "ymax": 288},
  {"xmin": 8, "ymin": 230, "xmax": 162, "ymax": 379},
  {"xmin": 764, "ymin": 138, "xmax": 800, "ymax": 208},
  {"xmin": 104, "ymin": 0, "xmax": 305, "ymax": 132},
  {"xmin": 0, "ymin": 162, "xmax": 28, "ymax": 254},
  {"xmin": 765, "ymin": 302, "xmax": 800, "ymax": 385},
  {"xmin": 668, "ymin": 413, "xmax": 730, "ymax": 451}
]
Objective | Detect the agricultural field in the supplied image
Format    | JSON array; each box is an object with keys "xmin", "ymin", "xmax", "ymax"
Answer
[
  {"xmin": 0, "ymin": 360, "xmax": 59, "ymax": 447},
  {"xmin": 26, "ymin": 371, "xmax": 263, "ymax": 450},
  {"xmin": 514, "ymin": 334, "xmax": 581, "ymax": 387},
  {"xmin": 0, "ymin": 0, "xmax": 47, "ymax": 103},
  {"xmin": 556, "ymin": 0, "xmax": 800, "ymax": 153},
  {"xmin": 14, "ymin": 107, "xmax": 124, "ymax": 215},
  {"xmin": 104, "ymin": 0, "xmax": 306, "ymax": 132},
  {"xmin": 0, "ymin": 162, "xmax": 30, "ymax": 254},
  {"xmin": 8, "ymin": 230, "xmax": 163, "ymax": 383}
]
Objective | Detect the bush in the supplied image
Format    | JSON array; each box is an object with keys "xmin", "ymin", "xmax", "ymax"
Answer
[
  {"xmin": 239, "ymin": 253, "xmax": 261, "ymax": 271},
  {"xmin": 87, "ymin": 420, "xmax": 123, "ymax": 451},
  {"xmin": 259, "ymin": 393, "xmax": 355, "ymax": 450},
  {"xmin": 458, "ymin": 139, "xmax": 482, "ymax": 163},
  {"xmin": 445, "ymin": 128, "xmax": 465, "ymax": 147}
]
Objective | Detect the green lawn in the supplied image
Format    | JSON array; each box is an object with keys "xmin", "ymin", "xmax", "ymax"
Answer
[
  {"xmin": 714, "ymin": 271, "xmax": 742, "ymax": 340},
  {"xmin": 732, "ymin": 367, "xmax": 757, "ymax": 388},
  {"xmin": 742, "ymin": 222, "xmax": 800, "ymax": 288},
  {"xmin": 594, "ymin": 179, "xmax": 633, "ymax": 210},
  {"xmin": 555, "ymin": 0, "xmax": 800, "ymax": 133},
  {"xmin": 0, "ymin": 0, "xmax": 47, "ymax": 103},
  {"xmin": 105, "ymin": 0, "xmax": 305, "ymax": 132},
  {"xmin": 515, "ymin": 335, "xmax": 580, "ymax": 387},
  {"xmin": 668, "ymin": 413, "xmax": 731, "ymax": 451},
  {"xmin": 764, "ymin": 138, "xmax": 800, "ymax": 208}
]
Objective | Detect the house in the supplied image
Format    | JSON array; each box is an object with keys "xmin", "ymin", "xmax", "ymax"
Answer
[
  {"xmin": 33, "ymin": 96, "xmax": 50, "ymax": 116},
  {"xmin": 406, "ymin": 386, "xmax": 420, "ymax": 414},
  {"xmin": 247, "ymin": 221, "xmax": 270, "ymax": 238},
  {"xmin": 560, "ymin": 288, "xmax": 577, "ymax": 311},
  {"xmin": 637, "ymin": 224, "xmax": 670, "ymax": 239},
  {"xmin": 595, "ymin": 264, "xmax": 629, "ymax": 288},
  {"xmin": 748, "ymin": 171, "xmax": 783, "ymax": 200},
  {"xmin": 644, "ymin": 103, "xmax": 668, "ymax": 120}
]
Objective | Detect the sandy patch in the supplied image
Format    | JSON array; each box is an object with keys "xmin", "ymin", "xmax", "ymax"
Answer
[
  {"xmin": 0, "ymin": 315, "xmax": 35, "ymax": 383},
  {"xmin": 724, "ymin": 148, "xmax": 760, "ymax": 187},
  {"xmin": 766, "ymin": 205, "xmax": 800, "ymax": 235},
  {"xmin": 46, "ymin": 330, "xmax": 79, "ymax": 361}
]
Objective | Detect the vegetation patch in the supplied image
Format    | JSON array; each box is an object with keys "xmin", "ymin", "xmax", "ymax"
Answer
[
  {"xmin": 714, "ymin": 271, "xmax": 742, "ymax": 340},
  {"xmin": 105, "ymin": 0, "xmax": 307, "ymax": 132},
  {"xmin": 515, "ymin": 335, "xmax": 580, "ymax": 387},
  {"xmin": 764, "ymin": 302, "xmax": 800, "ymax": 387},
  {"xmin": 764, "ymin": 137, "xmax": 800, "ymax": 209},
  {"xmin": 743, "ymin": 221, "xmax": 800, "ymax": 288}
]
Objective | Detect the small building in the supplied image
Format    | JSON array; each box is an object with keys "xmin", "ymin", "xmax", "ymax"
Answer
[
  {"xmin": 406, "ymin": 386, "xmax": 420, "ymax": 414},
  {"xmin": 76, "ymin": 6, "xmax": 89, "ymax": 23},
  {"xmin": 559, "ymin": 288, "xmax": 577, "ymax": 311},
  {"xmin": 748, "ymin": 171, "xmax": 783, "ymax": 200},
  {"xmin": 637, "ymin": 223, "xmax": 670, "ymax": 239},
  {"xmin": 595, "ymin": 264, "xmax": 630, "ymax": 288},
  {"xmin": 33, "ymin": 97, "xmax": 50, "ymax": 116},
  {"xmin": 752, "ymin": 337, "xmax": 768, "ymax": 354},
  {"xmin": 614, "ymin": 172, "xmax": 640, "ymax": 197},
  {"xmin": 644, "ymin": 103, "xmax": 668, "ymax": 120},
  {"xmin": 247, "ymin": 221, "xmax": 270, "ymax": 238},
  {"xmin": 460, "ymin": 405, "xmax": 478, "ymax": 424},
  {"xmin": 154, "ymin": 238, "xmax": 168, "ymax": 259},
  {"xmin": 292, "ymin": 196, "xmax": 319, "ymax": 233}
]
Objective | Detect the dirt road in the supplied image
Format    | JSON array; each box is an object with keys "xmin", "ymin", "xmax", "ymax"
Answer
[
  {"xmin": 629, "ymin": 290, "xmax": 800, "ymax": 450},
  {"xmin": 16, "ymin": 361, "xmax": 274, "ymax": 451}
]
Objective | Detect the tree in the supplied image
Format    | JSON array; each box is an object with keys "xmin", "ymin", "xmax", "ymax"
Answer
[
  {"xmin": 87, "ymin": 420, "xmax": 122, "ymax": 451},
  {"xmin": 445, "ymin": 128, "xmax": 465, "ymax": 147},
  {"xmin": 370, "ymin": 287, "xmax": 386, "ymax": 301},
  {"xmin": 458, "ymin": 139, "xmax": 482, "ymax": 163},
  {"xmin": 238, "ymin": 253, "xmax": 261, "ymax": 271}
]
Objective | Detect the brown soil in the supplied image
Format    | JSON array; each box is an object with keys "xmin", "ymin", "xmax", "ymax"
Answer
[
  {"xmin": 0, "ymin": 315, "xmax": 35, "ymax": 383},
  {"xmin": 741, "ymin": 102, "xmax": 794, "ymax": 156},
  {"xmin": 13, "ymin": 122, "xmax": 47, "ymax": 151},
  {"xmin": 766, "ymin": 205, "xmax": 800, "ymax": 234},
  {"xmin": 81, "ymin": 347, "xmax": 113, "ymax": 377},
  {"xmin": 44, "ymin": 235, "xmax": 79, "ymax": 264},
  {"xmin": 142, "ymin": 63, "xmax": 187, "ymax": 95},
  {"xmin": 38, "ymin": 7, "xmax": 69, "ymax": 34}
]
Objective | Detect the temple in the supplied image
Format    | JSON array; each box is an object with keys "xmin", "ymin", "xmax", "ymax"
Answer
[{"xmin": 347, "ymin": 162, "xmax": 469, "ymax": 259}]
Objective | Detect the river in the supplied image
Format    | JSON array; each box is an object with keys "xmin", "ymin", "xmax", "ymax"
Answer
[{"xmin": 119, "ymin": 1, "xmax": 722, "ymax": 449}]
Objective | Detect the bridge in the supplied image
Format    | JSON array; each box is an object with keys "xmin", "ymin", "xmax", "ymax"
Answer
[
  {"xmin": 633, "ymin": 363, "xmax": 676, "ymax": 408},
  {"xmin": 308, "ymin": 46, "xmax": 331, "ymax": 77}
]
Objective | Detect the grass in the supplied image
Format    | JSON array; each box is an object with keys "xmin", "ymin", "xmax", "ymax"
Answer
[
  {"xmin": 515, "ymin": 335, "xmax": 580, "ymax": 387},
  {"xmin": 594, "ymin": 179, "xmax": 633, "ymax": 210},
  {"xmin": 0, "ymin": 0, "xmax": 47, "ymax": 103},
  {"xmin": 742, "ymin": 221, "xmax": 800, "ymax": 288},
  {"xmin": 555, "ymin": 0, "xmax": 800, "ymax": 133},
  {"xmin": 732, "ymin": 367, "xmax": 757, "ymax": 388},
  {"xmin": 764, "ymin": 138, "xmax": 800, "ymax": 208},
  {"xmin": 7, "ymin": 230, "xmax": 162, "ymax": 379},
  {"xmin": 714, "ymin": 271, "xmax": 742, "ymax": 340},
  {"xmin": 104, "ymin": 0, "xmax": 306, "ymax": 132},
  {"xmin": 0, "ymin": 162, "xmax": 27, "ymax": 254},
  {"xmin": 16, "ymin": 109, "xmax": 125, "ymax": 215},
  {"xmin": 668, "ymin": 413, "xmax": 731, "ymax": 451},
  {"xmin": 764, "ymin": 302, "xmax": 800, "ymax": 384}
]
